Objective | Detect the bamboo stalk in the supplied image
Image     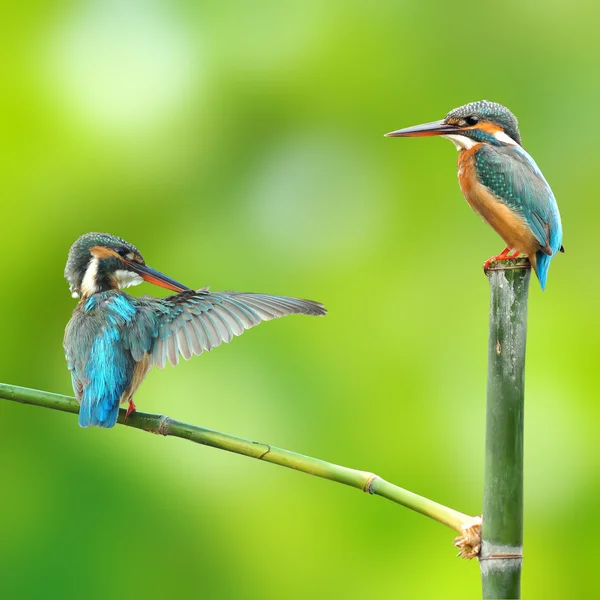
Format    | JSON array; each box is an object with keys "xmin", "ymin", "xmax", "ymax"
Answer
[
  {"xmin": 0, "ymin": 381, "xmax": 472, "ymax": 533},
  {"xmin": 480, "ymin": 258, "xmax": 531, "ymax": 598}
]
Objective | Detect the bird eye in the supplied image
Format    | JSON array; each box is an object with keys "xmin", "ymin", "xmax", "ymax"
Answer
[
  {"xmin": 465, "ymin": 115, "xmax": 479, "ymax": 126},
  {"xmin": 115, "ymin": 247, "xmax": 127, "ymax": 256}
]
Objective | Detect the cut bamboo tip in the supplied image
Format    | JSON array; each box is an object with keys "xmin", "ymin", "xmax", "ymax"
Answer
[
  {"xmin": 453, "ymin": 516, "xmax": 482, "ymax": 560},
  {"xmin": 484, "ymin": 256, "xmax": 532, "ymax": 273}
]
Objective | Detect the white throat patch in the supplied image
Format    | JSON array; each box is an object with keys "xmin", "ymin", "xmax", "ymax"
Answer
[
  {"xmin": 80, "ymin": 257, "xmax": 99, "ymax": 297},
  {"xmin": 111, "ymin": 269, "xmax": 143, "ymax": 290},
  {"xmin": 442, "ymin": 134, "xmax": 478, "ymax": 151}
]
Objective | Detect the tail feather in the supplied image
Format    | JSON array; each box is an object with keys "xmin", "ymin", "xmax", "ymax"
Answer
[
  {"xmin": 532, "ymin": 250, "xmax": 552, "ymax": 291},
  {"xmin": 78, "ymin": 395, "xmax": 120, "ymax": 428}
]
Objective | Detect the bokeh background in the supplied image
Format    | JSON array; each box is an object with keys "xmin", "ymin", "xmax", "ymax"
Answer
[{"xmin": 1, "ymin": 1, "xmax": 597, "ymax": 598}]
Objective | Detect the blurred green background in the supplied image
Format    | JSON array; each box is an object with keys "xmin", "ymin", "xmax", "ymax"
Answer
[{"xmin": 1, "ymin": 1, "xmax": 597, "ymax": 598}]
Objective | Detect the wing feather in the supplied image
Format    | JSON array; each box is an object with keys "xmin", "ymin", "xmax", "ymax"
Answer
[
  {"xmin": 201, "ymin": 310, "xmax": 222, "ymax": 349},
  {"xmin": 166, "ymin": 335, "xmax": 179, "ymax": 367},
  {"xmin": 210, "ymin": 306, "xmax": 235, "ymax": 343},
  {"xmin": 223, "ymin": 297, "xmax": 262, "ymax": 326},
  {"xmin": 127, "ymin": 290, "xmax": 325, "ymax": 368},
  {"xmin": 214, "ymin": 304, "xmax": 245, "ymax": 337},
  {"xmin": 190, "ymin": 316, "xmax": 212, "ymax": 352},
  {"xmin": 176, "ymin": 326, "xmax": 192, "ymax": 361},
  {"xmin": 186, "ymin": 320, "xmax": 203, "ymax": 355}
]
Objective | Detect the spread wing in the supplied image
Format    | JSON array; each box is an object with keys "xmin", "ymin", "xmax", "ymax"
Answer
[
  {"xmin": 124, "ymin": 289, "xmax": 326, "ymax": 369},
  {"xmin": 476, "ymin": 144, "xmax": 562, "ymax": 255}
]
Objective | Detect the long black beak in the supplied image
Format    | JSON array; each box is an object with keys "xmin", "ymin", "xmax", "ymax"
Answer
[
  {"xmin": 385, "ymin": 119, "xmax": 462, "ymax": 138},
  {"xmin": 125, "ymin": 261, "xmax": 192, "ymax": 293}
]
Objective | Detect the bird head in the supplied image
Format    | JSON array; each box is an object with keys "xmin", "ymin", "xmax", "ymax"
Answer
[
  {"xmin": 385, "ymin": 100, "xmax": 522, "ymax": 150},
  {"xmin": 65, "ymin": 232, "xmax": 191, "ymax": 299}
]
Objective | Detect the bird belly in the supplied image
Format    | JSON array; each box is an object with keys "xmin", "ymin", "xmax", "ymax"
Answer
[{"xmin": 458, "ymin": 154, "xmax": 539, "ymax": 257}]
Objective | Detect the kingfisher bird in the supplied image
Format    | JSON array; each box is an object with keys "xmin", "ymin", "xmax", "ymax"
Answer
[
  {"xmin": 63, "ymin": 233, "xmax": 326, "ymax": 429},
  {"xmin": 386, "ymin": 100, "xmax": 563, "ymax": 289}
]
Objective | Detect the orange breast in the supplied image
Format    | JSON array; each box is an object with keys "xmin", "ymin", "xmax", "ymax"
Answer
[{"xmin": 457, "ymin": 148, "xmax": 540, "ymax": 257}]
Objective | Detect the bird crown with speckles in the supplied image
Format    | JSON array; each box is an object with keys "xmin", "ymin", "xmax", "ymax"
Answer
[{"xmin": 446, "ymin": 100, "xmax": 522, "ymax": 146}]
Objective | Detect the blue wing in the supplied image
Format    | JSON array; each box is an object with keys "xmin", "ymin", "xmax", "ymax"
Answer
[
  {"xmin": 475, "ymin": 144, "xmax": 563, "ymax": 288},
  {"xmin": 123, "ymin": 289, "xmax": 326, "ymax": 369},
  {"xmin": 64, "ymin": 294, "xmax": 137, "ymax": 428}
]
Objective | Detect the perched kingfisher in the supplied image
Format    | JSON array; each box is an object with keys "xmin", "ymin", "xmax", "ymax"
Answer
[
  {"xmin": 386, "ymin": 100, "xmax": 563, "ymax": 289},
  {"xmin": 63, "ymin": 233, "xmax": 326, "ymax": 428}
]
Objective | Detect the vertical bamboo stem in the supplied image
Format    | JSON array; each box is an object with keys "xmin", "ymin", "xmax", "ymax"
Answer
[{"xmin": 480, "ymin": 259, "xmax": 531, "ymax": 599}]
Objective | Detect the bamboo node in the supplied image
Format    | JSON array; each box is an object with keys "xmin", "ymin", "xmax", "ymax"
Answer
[
  {"xmin": 156, "ymin": 415, "xmax": 170, "ymax": 436},
  {"xmin": 479, "ymin": 552, "xmax": 523, "ymax": 561},
  {"xmin": 363, "ymin": 473, "xmax": 379, "ymax": 494},
  {"xmin": 453, "ymin": 516, "xmax": 482, "ymax": 560}
]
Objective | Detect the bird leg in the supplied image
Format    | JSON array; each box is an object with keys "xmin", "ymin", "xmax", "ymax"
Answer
[
  {"xmin": 508, "ymin": 250, "xmax": 521, "ymax": 259},
  {"xmin": 125, "ymin": 399, "xmax": 137, "ymax": 420},
  {"xmin": 483, "ymin": 247, "xmax": 512, "ymax": 272}
]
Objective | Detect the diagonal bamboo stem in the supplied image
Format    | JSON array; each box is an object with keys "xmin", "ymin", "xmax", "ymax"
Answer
[
  {"xmin": 0, "ymin": 381, "xmax": 472, "ymax": 533},
  {"xmin": 481, "ymin": 258, "xmax": 530, "ymax": 598}
]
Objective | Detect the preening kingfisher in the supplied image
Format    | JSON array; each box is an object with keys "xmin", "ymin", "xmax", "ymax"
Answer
[
  {"xmin": 63, "ymin": 233, "xmax": 326, "ymax": 429},
  {"xmin": 386, "ymin": 100, "xmax": 563, "ymax": 289}
]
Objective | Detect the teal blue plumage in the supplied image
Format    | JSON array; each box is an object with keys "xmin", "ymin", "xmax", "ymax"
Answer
[{"xmin": 474, "ymin": 144, "xmax": 563, "ymax": 289}]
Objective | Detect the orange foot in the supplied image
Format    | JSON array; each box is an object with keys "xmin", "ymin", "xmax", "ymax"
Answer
[
  {"xmin": 125, "ymin": 399, "xmax": 137, "ymax": 420},
  {"xmin": 483, "ymin": 247, "xmax": 513, "ymax": 273}
]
